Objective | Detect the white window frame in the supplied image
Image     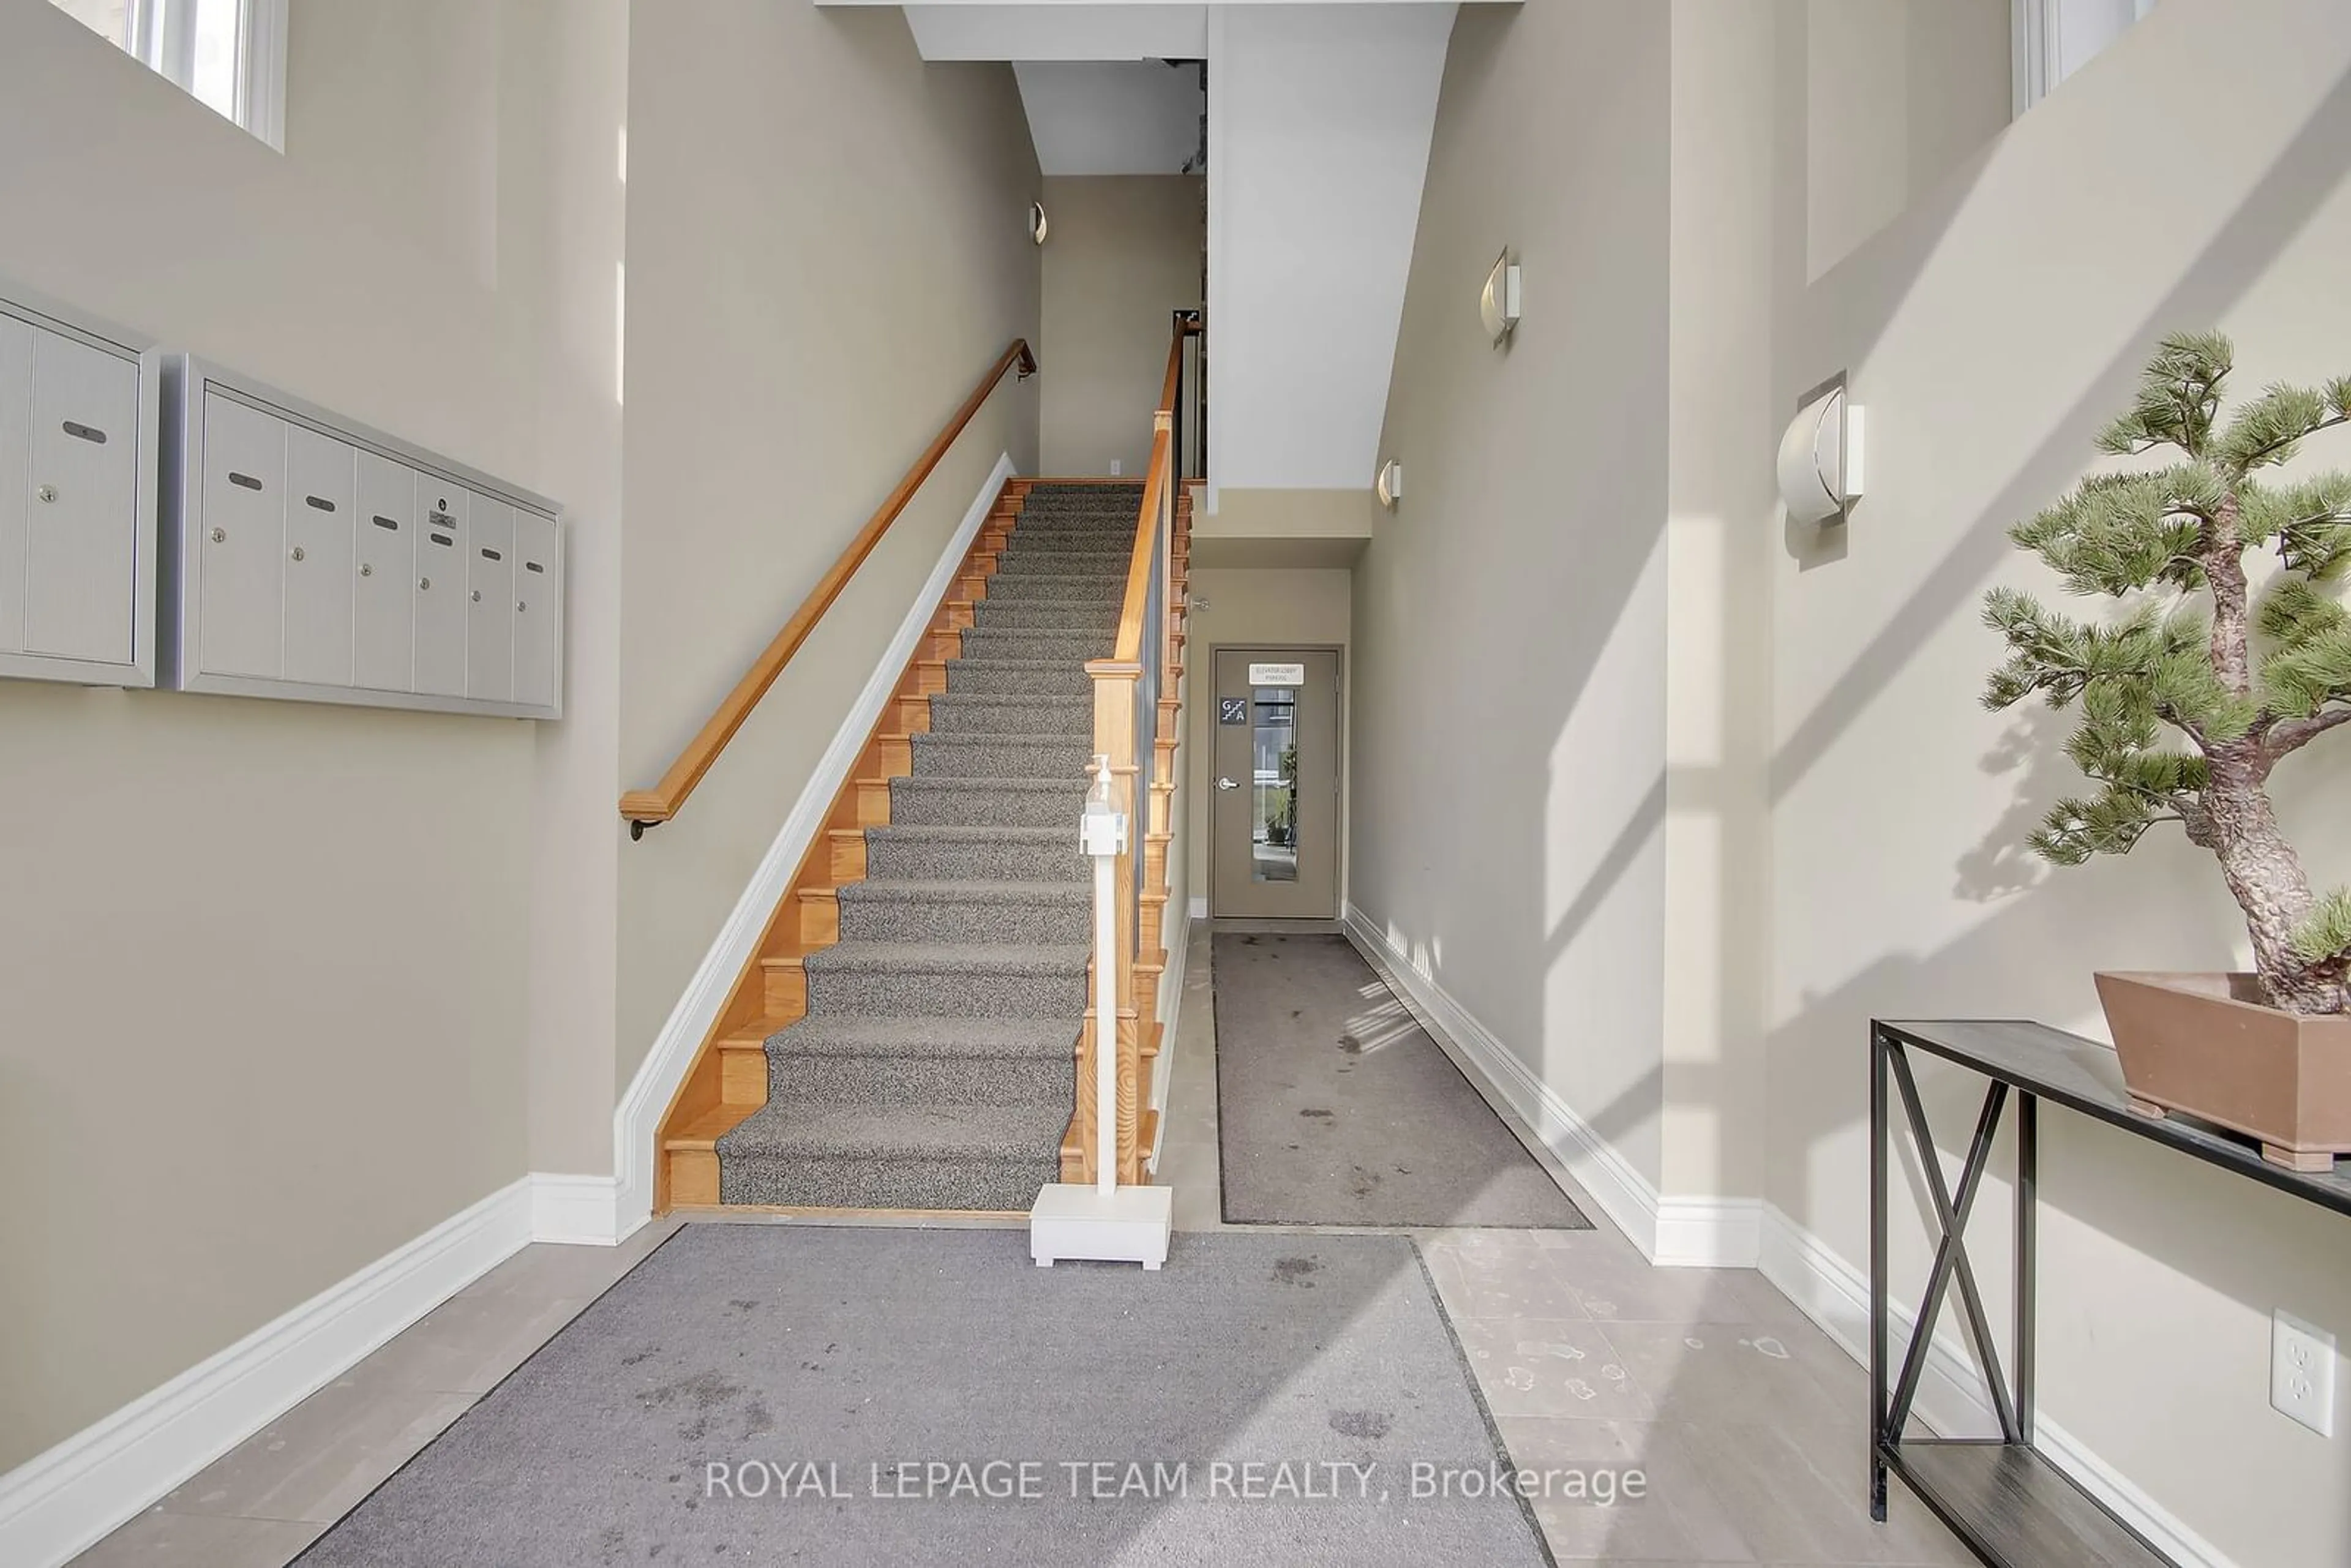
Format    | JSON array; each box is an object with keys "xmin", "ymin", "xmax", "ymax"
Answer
[
  {"xmin": 123, "ymin": 0, "xmax": 288, "ymax": 149},
  {"xmin": 2013, "ymin": 0, "xmax": 2159, "ymax": 117}
]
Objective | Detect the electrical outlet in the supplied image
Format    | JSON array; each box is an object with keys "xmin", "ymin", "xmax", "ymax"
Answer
[
  {"xmin": 1109, "ymin": 460, "xmax": 1123, "ymax": 476},
  {"xmin": 2272, "ymin": 1310, "xmax": 2336, "ymax": 1437}
]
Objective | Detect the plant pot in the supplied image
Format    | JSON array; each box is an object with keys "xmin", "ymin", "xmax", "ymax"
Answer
[{"xmin": 2095, "ymin": 972, "xmax": 2351, "ymax": 1172}]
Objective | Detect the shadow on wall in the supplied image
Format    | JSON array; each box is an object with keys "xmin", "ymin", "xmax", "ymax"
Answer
[{"xmin": 1771, "ymin": 63, "xmax": 2351, "ymax": 805}]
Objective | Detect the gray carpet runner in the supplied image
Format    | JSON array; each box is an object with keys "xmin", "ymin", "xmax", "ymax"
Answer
[{"xmin": 716, "ymin": 483, "xmax": 1145, "ymax": 1210}]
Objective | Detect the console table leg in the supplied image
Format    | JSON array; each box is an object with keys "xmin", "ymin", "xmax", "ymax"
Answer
[
  {"xmin": 1870, "ymin": 1026, "xmax": 1890, "ymax": 1524},
  {"xmin": 2126, "ymin": 1095, "xmax": 2168, "ymax": 1121}
]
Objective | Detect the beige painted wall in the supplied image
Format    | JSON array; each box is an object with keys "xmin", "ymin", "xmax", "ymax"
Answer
[
  {"xmin": 1183, "ymin": 567, "xmax": 1354, "ymax": 902},
  {"xmin": 1196, "ymin": 487, "xmax": 1376, "ymax": 543},
  {"xmin": 0, "ymin": 0, "xmax": 626, "ymax": 1469},
  {"xmin": 615, "ymin": 4, "xmax": 1041, "ymax": 1087},
  {"xmin": 1038, "ymin": 175, "xmax": 1202, "ymax": 477},
  {"xmin": 1804, "ymin": 0, "xmax": 2012, "ymax": 279},
  {"xmin": 1771, "ymin": 1, "xmax": 2351, "ymax": 1559},
  {"xmin": 1354, "ymin": 0, "xmax": 1674, "ymax": 1188}
]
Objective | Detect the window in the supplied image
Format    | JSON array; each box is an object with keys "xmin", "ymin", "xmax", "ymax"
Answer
[
  {"xmin": 47, "ymin": 0, "xmax": 287, "ymax": 149},
  {"xmin": 2014, "ymin": 0, "xmax": 2159, "ymax": 115}
]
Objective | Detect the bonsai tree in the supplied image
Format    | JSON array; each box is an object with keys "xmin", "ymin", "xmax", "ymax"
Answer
[{"xmin": 1982, "ymin": 332, "xmax": 2351, "ymax": 1015}]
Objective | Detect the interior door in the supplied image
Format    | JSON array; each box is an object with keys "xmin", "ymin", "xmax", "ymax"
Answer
[{"xmin": 1210, "ymin": 648, "xmax": 1339, "ymax": 918}]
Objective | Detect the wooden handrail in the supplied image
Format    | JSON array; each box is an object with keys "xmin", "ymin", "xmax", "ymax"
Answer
[
  {"xmin": 1107, "ymin": 321, "xmax": 1196, "ymax": 666},
  {"xmin": 620, "ymin": 339, "xmax": 1037, "ymax": 836}
]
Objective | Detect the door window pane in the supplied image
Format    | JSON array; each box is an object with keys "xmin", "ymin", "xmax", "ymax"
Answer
[{"xmin": 1251, "ymin": 686, "xmax": 1297, "ymax": 883}]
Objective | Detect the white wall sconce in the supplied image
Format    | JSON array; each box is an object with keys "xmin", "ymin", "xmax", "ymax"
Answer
[
  {"xmin": 1375, "ymin": 459, "xmax": 1404, "ymax": 509},
  {"xmin": 1778, "ymin": 374, "xmax": 1865, "ymax": 525},
  {"xmin": 1028, "ymin": 200, "xmax": 1049, "ymax": 246},
  {"xmin": 1480, "ymin": 250, "xmax": 1522, "ymax": 345}
]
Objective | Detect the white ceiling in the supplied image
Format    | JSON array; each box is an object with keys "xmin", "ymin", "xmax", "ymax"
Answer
[{"xmin": 1014, "ymin": 61, "xmax": 1204, "ymax": 176}]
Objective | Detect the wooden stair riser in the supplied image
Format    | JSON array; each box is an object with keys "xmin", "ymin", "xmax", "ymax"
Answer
[
  {"xmin": 670, "ymin": 1150, "xmax": 720, "ymax": 1208},
  {"xmin": 797, "ymin": 887, "xmax": 839, "ymax": 947},
  {"xmin": 721, "ymin": 1040, "xmax": 769, "ymax": 1104},
  {"xmin": 761, "ymin": 955, "xmax": 809, "ymax": 1018},
  {"xmin": 828, "ymin": 828, "xmax": 867, "ymax": 882},
  {"xmin": 1140, "ymin": 893, "xmax": 1167, "ymax": 958}
]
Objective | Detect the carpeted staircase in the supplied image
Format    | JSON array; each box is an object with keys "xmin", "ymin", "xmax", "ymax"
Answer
[{"xmin": 714, "ymin": 483, "xmax": 1144, "ymax": 1210}]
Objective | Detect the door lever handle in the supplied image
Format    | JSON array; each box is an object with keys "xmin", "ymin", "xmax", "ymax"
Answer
[{"xmin": 1216, "ymin": 776, "xmax": 1240, "ymax": 791}]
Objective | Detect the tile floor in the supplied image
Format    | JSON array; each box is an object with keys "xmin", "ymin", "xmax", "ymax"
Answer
[{"xmin": 73, "ymin": 923, "xmax": 1968, "ymax": 1566}]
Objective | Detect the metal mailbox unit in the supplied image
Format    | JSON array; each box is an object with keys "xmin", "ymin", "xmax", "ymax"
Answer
[
  {"xmin": 160, "ymin": 357, "xmax": 563, "ymax": 720},
  {"xmin": 0, "ymin": 277, "xmax": 163, "ymax": 689}
]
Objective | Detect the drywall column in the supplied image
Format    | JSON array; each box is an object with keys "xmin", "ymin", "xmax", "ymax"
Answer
[
  {"xmin": 1655, "ymin": 1, "xmax": 1790, "ymax": 1223},
  {"xmin": 500, "ymin": 0, "xmax": 631, "ymax": 1182},
  {"xmin": 1206, "ymin": 2, "xmax": 1452, "ymax": 501}
]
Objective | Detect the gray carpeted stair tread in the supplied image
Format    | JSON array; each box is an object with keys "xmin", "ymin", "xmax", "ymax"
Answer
[
  {"xmin": 887, "ymin": 776, "xmax": 1090, "ymax": 828},
  {"xmin": 762, "ymin": 1012, "xmax": 1076, "ymax": 1059},
  {"xmin": 801, "ymin": 939, "xmax": 1088, "ymax": 977},
  {"xmin": 840, "ymin": 877, "xmax": 1087, "ymax": 904},
  {"xmin": 862, "ymin": 824, "xmax": 1079, "ymax": 849},
  {"xmin": 907, "ymin": 732, "xmax": 1093, "ymax": 780},
  {"xmin": 978, "ymin": 577, "xmax": 1129, "ymax": 602},
  {"xmin": 972, "ymin": 605, "xmax": 1121, "ymax": 632},
  {"xmin": 953, "ymin": 631, "xmax": 1113, "ymax": 656},
  {"xmin": 888, "ymin": 774, "xmax": 1090, "ymax": 795},
  {"xmin": 924, "ymin": 693, "xmax": 1093, "ymax": 721},
  {"xmin": 941, "ymin": 661, "xmax": 1094, "ymax": 696},
  {"xmin": 835, "ymin": 876, "xmax": 1088, "ymax": 945},
  {"xmin": 718, "ymin": 1101, "xmax": 1070, "ymax": 1161}
]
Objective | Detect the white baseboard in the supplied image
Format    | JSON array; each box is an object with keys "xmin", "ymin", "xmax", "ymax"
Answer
[
  {"xmin": 1188, "ymin": 896, "xmax": 1209, "ymax": 920},
  {"xmin": 1341, "ymin": 903, "xmax": 1759, "ymax": 1267},
  {"xmin": 530, "ymin": 1173, "xmax": 633, "ymax": 1247},
  {"xmin": 1757, "ymin": 1203, "xmax": 2235, "ymax": 1568},
  {"xmin": 607, "ymin": 454, "xmax": 1019, "ymax": 1235},
  {"xmin": 0, "ymin": 1177, "xmax": 537, "ymax": 1568}
]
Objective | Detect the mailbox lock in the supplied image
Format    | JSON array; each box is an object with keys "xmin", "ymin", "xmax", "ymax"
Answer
[
  {"xmin": 290, "ymin": 546, "xmax": 306, "ymax": 563},
  {"xmin": 470, "ymin": 588, "xmax": 482, "ymax": 602},
  {"xmin": 36, "ymin": 485, "xmax": 58, "ymax": 505},
  {"xmin": 517, "ymin": 601, "xmax": 527, "ymax": 613},
  {"xmin": 419, "ymin": 577, "xmax": 431, "ymax": 591},
  {"xmin": 210, "ymin": 527, "xmax": 227, "ymax": 544},
  {"xmin": 359, "ymin": 563, "xmax": 373, "ymax": 577}
]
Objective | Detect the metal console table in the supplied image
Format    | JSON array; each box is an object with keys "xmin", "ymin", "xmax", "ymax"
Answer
[{"xmin": 1869, "ymin": 1018, "xmax": 2351, "ymax": 1568}]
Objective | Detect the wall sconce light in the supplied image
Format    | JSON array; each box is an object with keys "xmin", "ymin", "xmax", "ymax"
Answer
[
  {"xmin": 1480, "ymin": 251, "xmax": 1522, "ymax": 345},
  {"xmin": 1028, "ymin": 201, "xmax": 1050, "ymax": 247},
  {"xmin": 1375, "ymin": 460, "xmax": 1404, "ymax": 509},
  {"xmin": 1777, "ymin": 374, "xmax": 1865, "ymax": 525}
]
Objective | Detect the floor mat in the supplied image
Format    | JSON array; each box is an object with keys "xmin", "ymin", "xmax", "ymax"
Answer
[
  {"xmin": 297, "ymin": 1225, "xmax": 1551, "ymax": 1567},
  {"xmin": 1213, "ymin": 933, "xmax": 1591, "ymax": 1229}
]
